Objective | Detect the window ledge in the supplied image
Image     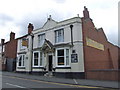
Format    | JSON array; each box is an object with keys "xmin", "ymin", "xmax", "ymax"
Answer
[
  {"xmin": 54, "ymin": 67, "xmax": 71, "ymax": 69},
  {"xmin": 32, "ymin": 67, "xmax": 45, "ymax": 69},
  {"xmin": 17, "ymin": 67, "xmax": 25, "ymax": 69}
]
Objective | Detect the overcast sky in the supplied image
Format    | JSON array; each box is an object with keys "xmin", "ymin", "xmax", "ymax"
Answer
[{"xmin": 0, "ymin": 0, "xmax": 119, "ymax": 46}]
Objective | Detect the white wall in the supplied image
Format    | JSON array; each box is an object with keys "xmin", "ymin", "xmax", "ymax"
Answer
[
  {"xmin": 16, "ymin": 35, "xmax": 33, "ymax": 72},
  {"xmin": 22, "ymin": 17, "xmax": 84, "ymax": 73},
  {"xmin": 33, "ymin": 17, "xmax": 82, "ymax": 49}
]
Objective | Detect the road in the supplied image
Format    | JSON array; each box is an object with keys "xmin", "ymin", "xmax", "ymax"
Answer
[
  {"xmin": 2, "ymin": 75, "xmax": 78, "ymax": 88},
  {"xmin": 1, "ymin": 72, "xmax": 118, "ymax": 89},
  {"xmin": 1, "ymin": 74, "xmax": 104, "ymax": 89}
]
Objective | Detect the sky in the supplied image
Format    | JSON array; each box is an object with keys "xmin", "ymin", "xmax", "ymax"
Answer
[{"xmin": 0, "ymin": 0, "xmax": 119, "ymax": 46}]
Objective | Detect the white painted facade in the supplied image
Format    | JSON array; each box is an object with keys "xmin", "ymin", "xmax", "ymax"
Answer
[
  {"xmin": 16, "ymin": 16, "xmax": 85, "ymax": 75},
  {"xmin": 0, "ymin": 44, "xmax": 5, "ymax": 66},
  {"xmin": 32, "ymin": 17, "xmax": 84, "ymax": 73},
  {"xmin": 16, "ymin": 35, "xmax": 33, "ymax": 72}
]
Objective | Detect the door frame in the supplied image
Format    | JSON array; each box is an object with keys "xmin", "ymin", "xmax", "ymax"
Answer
[{"xmin": 48, "ymin": 54, "xmax": 53, "ymax": 71}]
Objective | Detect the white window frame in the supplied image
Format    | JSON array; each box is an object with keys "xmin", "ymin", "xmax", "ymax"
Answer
[
  {"xmin": 38, "ymin": 33, "xmax": 45, "ymax": 47},
  {"xmin": 33, "ymin": 51, "xmax": 40, "ymax": 67},
  {"xmin": 66, "ymin": 49, "xmax": 70, "ymax": 66},
  {"xmin": 55, "ymin": 29, "xmax": 64, "ymax": 44},
  {"xmin": 40, "ymin": 52, "xmax": 44, "ymax": 66},
  {"xmin": 17, "ymin": 54, "xmax": 25, "ymax": 67},
  {"xmin": 33, "ymin": 51, "xmax": 44, "ymax": 67},
  {"xmin": 56, "ymin": 48, "xmax": 70, "ymax": 67}
]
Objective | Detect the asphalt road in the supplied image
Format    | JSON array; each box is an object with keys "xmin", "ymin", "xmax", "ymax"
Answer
[
  {"xmin": 2, "ymin": 75, "xmax": 78, "ymax": 88},
  {"xmin": 1, "ymin": 74, "xmax": 105, "ymax": 90}
]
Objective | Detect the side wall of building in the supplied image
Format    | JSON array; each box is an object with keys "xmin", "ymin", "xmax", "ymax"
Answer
[
  {"xmin": 4, "ymin": 39, "xmax": 17, "ymax": 71},
  {"xmin": 82, "ymin": 15, "xmax": 119, "ymax": 80}
]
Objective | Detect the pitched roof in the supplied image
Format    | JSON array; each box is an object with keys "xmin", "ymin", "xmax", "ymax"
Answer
[{"xmin": 41, "ymin": 39, "xmax": 54, "ymax": 51}]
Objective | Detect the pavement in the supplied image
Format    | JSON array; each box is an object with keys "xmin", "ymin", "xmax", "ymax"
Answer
[{"xmin": 1, "ymin": 71, "xmax": 120, "ymax": 89}]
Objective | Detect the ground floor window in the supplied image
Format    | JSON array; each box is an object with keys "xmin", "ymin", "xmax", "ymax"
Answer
[
  {"xmin": 57, "ymin": 49, "xmax": 64, "ymax": 65},
  {"xmin": 33, "ymin": 52, "xmax": 39, "ymax": 66},
  {"xmin": 40, "ymin": 52, "xmax": 43, "ymax": 66},
  {"xmin": 33, "ymin": 51, "xmax": 43, "ymax": 67},
  {"xmin": 57, "ymin": 48, "xmax": 70, "ymax": 66},
  {"xmin": 18, "ymin": 54, "xmax": 25, "ymax": 67}
]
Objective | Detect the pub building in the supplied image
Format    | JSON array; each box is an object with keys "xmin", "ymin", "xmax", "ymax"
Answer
[{"xmin": 16, "ymin": 7, "xmax": 119, "ymax": 80}]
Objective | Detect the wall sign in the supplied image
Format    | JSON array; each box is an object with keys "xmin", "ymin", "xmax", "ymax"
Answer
[
  {"xmin": 71, "ymin": 53, "xmax": 78, "ymax": 63},
  {"xmin": 86, "ymin": 37, "xmax": 104, "ymax": 51},
  {"xmin": 22, "ymin": 38, "xmax": 28, "ymax": 46}
]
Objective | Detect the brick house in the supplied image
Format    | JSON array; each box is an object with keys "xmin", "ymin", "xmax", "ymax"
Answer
[{"xmin": 3, "ymin": 32, "xmax": 17, "ymax": 71}]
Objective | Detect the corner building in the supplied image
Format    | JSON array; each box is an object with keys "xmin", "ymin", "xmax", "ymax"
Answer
[{"xmin": 16, "ymin": 7, "xmax": 119, "ymax": 80}]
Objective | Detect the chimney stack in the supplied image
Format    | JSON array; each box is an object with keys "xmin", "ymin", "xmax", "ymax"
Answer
[
  {"xmin": 10, "ymin": 32, "xmax": 15, "ymax": 41},
  {"xmin": 28, "ymin": 23, "xmax": 34, "ymax": 34},
  {"xmin": 48, "ymin": 15, "xmax": 52, "ymax": 20},
  {"xmin": 83, "ymin": 6, "xmax": 90, "ymax": 19},
  {"xmin": 1, "ymin": 39, "xmax": 5, "ymax": 45}
]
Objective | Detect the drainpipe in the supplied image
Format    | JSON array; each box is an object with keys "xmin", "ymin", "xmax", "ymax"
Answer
[
  {"xmin": 30, "ymin": 33, "xmax": 34, "ymax": 74},
  {"xmin": 70, "ymin": 25, "xmax": 74, "ymax": 46}
]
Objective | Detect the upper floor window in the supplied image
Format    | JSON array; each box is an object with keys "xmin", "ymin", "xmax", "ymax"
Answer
[
  {"xmin": 55, "ymin": 29, "xmax": 64, "ymax": 43},
  {"xmin": 38, "ymin": 34, "xmax": 45, "ymax": 47}
]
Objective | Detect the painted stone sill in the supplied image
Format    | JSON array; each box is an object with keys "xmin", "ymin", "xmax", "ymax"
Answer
[
  {"xmin": 32, "ymin": 67, "xmax": 45, "ymax": 69},
  {"xmin": 54, "ymin": 67, "xmax": 71, "ymax": 69},
  {"xmin": 17, "ymin": 67, "xmax": 25, "ymax": 69}
]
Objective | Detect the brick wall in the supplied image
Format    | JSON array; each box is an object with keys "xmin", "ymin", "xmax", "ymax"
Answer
[
  {"xmin": 86, "ymin": 70, "xmax": 120, "ymax": 81},
  {"xmin": 4, "ymin": 39, "xmax": 17, "ymax": 59},
  {"xmin": 82, "ymin": 7, "xmax": 119, "ymax": 81}
]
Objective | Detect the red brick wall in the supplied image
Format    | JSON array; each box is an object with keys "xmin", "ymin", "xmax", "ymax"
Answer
[
  {"xmin": 82, "ymin": 18, "xmax": 116, "ymax": 70},
  {"xmin": 81, "ymin": 17, "xmax": 119, "ymax": 80},
  {"xmin": 86, "ymin": 70, "xmax": 120, "ymax": 81},
  {"xmin": 4, "ymin": 39, "xmax": 17, "ymax": 59}
]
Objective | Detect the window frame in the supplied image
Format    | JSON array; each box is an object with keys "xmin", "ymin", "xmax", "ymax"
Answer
[
  {"xmin": 55, "ymin": 28, "xmax": 64, "ymax": 44},
  {"xmin": 33, "ymin": 51, "xmax": 44, "ymax": 67},
  {"xmin": 38, "ymin": 33, "xmax": 45, "ymax": 47},
  {"xmin": 33, "ymin": 51, "xmax": 40, "ymax": 67},
  {"xmin": 57, "ymin": 49, "xmax": 64, "ymax": 66},
  {"xmin": 17, "ymin": 54, "xmax": 25, "ymax": 67},
  {"xmin": 56, "ymin": 48, "xmax": 70, "ymax": 67}
]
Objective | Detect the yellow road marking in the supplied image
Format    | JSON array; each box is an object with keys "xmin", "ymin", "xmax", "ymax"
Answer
[{"xmin": 3, "ymin": 75, "xmax": 101, "ymax": 88}]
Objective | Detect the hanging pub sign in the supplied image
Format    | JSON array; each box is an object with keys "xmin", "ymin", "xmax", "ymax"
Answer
[
  {"xmin": 71, "ymin": 53, "xmax": 78, "ymax": 63},
  {"xmin": 22, "ymin": 38, "xmax": 28, "ymax": 46}
]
